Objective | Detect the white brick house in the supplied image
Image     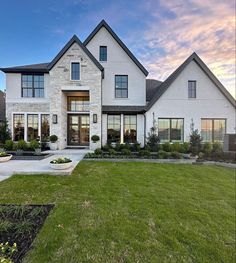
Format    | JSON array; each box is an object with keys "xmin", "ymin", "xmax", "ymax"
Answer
[{"xmin": 1, "ymin": 20, "xmax": 235, "ymax": 150}]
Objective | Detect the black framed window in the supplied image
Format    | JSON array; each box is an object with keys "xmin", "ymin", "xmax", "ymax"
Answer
[
  {"xmin": 22, "ymin": 74, "xmax": 44, "ymax": 98},
  {"xmin": 67, "ymin": 96, "xmax": 89, "ymax": 112},
  {"xmin": 27, "ymin": 114, "xmax": 39, "ymax": 141},
  {"xmin": 71, "ymin": 62, "xmax": 80, "ymax": 80},
  {"xmin": 41, "ymin": 114, "xmax": 50, "ymax": 142},
  {"xmin": 124, "ymin": 115, "xmax": 137, "ymax": 143},
  {"xmin": 115, "ymin": 75, "xmax": 128, "ymax": 98},
  {"xmin": 201, "ymin": 119, "xmax": 226, "ymax": 142},
  {"xmin": 188, "ymin": 80, "xmax": 196, "ymax": 98},
  {"xmin": 13, "ymin": 114, "xmax": 24, "ymax": 141},
  {"xmin": 99, "ymin": 46, "xmax": 107, "ymax": 61},
  {"xmin": 158, "ymin": 118, "xmax": 184, "ymax": 142},
  {"xmin": 107, "ymin": 115, "xmax": 121, "ymax": 143}
]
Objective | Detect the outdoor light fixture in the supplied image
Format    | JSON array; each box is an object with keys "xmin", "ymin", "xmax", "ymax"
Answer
[
  {"xmin": 93, "ymin": 114, "xmax": 97, "ymax": 123},
  {"xmin": 52, "ymin": 114, "xmax": 58, "ymax": 124}
]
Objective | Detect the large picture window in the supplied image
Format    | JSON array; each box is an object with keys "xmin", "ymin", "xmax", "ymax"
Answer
[
  {"xmin": 107, "ymin": 115, "xmax": 121, "ymax": 143},
  {"xmin": 201, "ymin": 119, "xmax": 226, "ymax": 142},
  {"xmin": 158, "ymin": 118, "xmax": 184, "ymax": 142},
  {"xmin": 13, "ymin": 114, "xmax": 25, "ymax": 141},
  {"xmin": 71, "ymin": 62, "xmax": 80, "ymax": 80},
  {"xmin": 115, "ymin": 75, "xmax": 128, "ymax": 98},
  {"xmin": 41, "ymin": 114, "xmax": 50, "ymax": 142},
  {"xmin": 27, "ymin": 114, "xmax": 39, "ymax": 141},
  {"xmin": 22, "ymin": 74, "xmax": 44, "ymax": 98},
  {"xmin": 124, "ymin": 115, "xmax": 137, "ymax": 143}
]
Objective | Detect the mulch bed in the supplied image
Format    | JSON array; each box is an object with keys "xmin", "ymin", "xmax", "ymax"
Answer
[{"xmin": 0, "ymin": 204, "xmax": 54, "ymax": 262}]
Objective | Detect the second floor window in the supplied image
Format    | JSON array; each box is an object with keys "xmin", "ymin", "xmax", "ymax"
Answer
[
  {"xmin": 188, "ymin": 80, "xmax": 196, "ymax": 98},
  {"xmin": 22, "ymin": 74, "xmax": 44, "ymax": 98},
  {"xmin": 71, "ymin": 62, "xmax": 80, "ymax": 80},
  {"xmin": 115, "ymin": 75, "xmax": 128, "ymax": 98},
  {"xmin": 99, "ymin": 46, "xmax": 107, "ymax": 61}
]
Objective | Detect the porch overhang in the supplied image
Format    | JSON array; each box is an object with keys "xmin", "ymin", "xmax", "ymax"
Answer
[{"xmin": 102, "ymin": 105, "xmax": 146, "ymax": 114}]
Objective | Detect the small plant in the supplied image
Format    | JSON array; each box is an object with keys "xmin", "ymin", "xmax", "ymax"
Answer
[
  {"xmin": 179, "ymin": 142, "xmax": 190, "ymax": 153},
  {"xmin": 94, "ymin": 148, "xmax": 103, "ymax": 155},
  {"xmin": 157, "ymin": 150, "xmax": 170, "ymax": 159},
  {"xmin": 170, "ymin": 151, "xmax": 182, "ymax": 159},
  {"xmin": 189, "ymin": 129, "xmax": 202, "ymax": 156},
  {"xmin": 0, "ymin": 121, "xmax": 11, "ymax": 144},
  {"xmin": 202, "ymin": 142, "xmax": 212, "ymax": 157},
  {"xmin": 162, "ymin": 142, "xmax": 171, "ymax": 152},
  {"xmin": 121, "ymin": 149, "xmax": 131, "ymax": 156},
  {"xmin": 91, "ymin": 135, "xmax": 100, "ymax": 143},
  {"xmin": 146, "ymin": 126, "xmax": 160, "ymax": 151},
  {"xmin": 4, "ymin": 140, "xmax": 14, "ymax": 151},
  {"xmin": 102, "ymin": 143, "xmax": 111, "ymax": 151},
  {"xmin": 49, "ymin": 135, "xmax": 58, "ymax": 143},
  {"xmin": 211, "ymin": 142, "xmax": 223, "ymax": 159},
  {"xmin": 139, "ymin": 149, "xmax": 151, "ymax": 157},
  {"xmin": 0, "ymin": 220, "xmax": 14, "ymax": 232},
  {"xmin": 29, "ymin": 140, "xmax": 41, "ymax": 150},
  {"xmin": 0, "ymin": 151, "xmax": 8, "ymax": 157},
  {"xmin": 50, "ymin": 157, "xmax": 72, "ymax": 164},
  {"xmin": 0, "ymin": 242, "xmax": 17, "ymax": 263},
  {"xmin": 15, "ymin": 140, "xmax": 28, "ymax": 151},
  {"xmin": 171, "ymin": 142, "xmax": 181, "ymax": 152},
  {"xmin": 108, "ymin": 148, "xmax": 117, "ymax": 156}
]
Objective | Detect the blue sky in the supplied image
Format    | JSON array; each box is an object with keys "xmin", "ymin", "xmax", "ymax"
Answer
[{"xmin": 0, "ymin": 0, "xmax": 235, "ymax": 96}]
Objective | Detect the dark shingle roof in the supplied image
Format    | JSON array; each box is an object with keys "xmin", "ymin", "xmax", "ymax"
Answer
[
  {"xmin": 84, "ymin": 20, "xmax": 149, "ymax": 76},
  {"xmin": 0, "ymin": 63, "xmax": 49, "ymax": 73},
  {"xmin": 102, "ymin": 105, "xmax": 145, "ymax": 114},
  {"xmin": 0, "ymin": 90, "xmax": 6, "ymax": 122},
  {"xmin": 146, "ymin": 52, "xmax": 236, "ymax": 110},
  {"xmin": 146, "ymin": 79, "xmax": 162, "ymax": 102}
]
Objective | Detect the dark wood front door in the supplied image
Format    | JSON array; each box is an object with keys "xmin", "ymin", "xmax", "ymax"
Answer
[{"xmin": 68, "ymin": 115, "xmax": 89, "ymax": 146}]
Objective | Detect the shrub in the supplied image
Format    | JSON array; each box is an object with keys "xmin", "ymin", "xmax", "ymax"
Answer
[
  {"xmin": 179, "ymin": 142, "xmax": 190, "ymax": 153},
  {"xmin": 146, "ymin": 127, "xmax": 160, "ymax": 151},
  {"xmin": 157, "ymin": 150, "xmax": 169, "ymax": 159},
  {"xmin": 170, "ymin": 151, "xmax": 182, "ymax": 159},
  {"xmin": 50, "ymin": 157, "xmax": 72, "ymax": 164},
  {"xmin": 16, "ymin": 140, "xmax": 28, "ymax": 151},
  {"xmin": 0, "ymin": 121, "xmax": 11, "ymax": 143},
  {"xmin": 91, "ymin": 135, "xmax": 100, "ymax": 143},
  {"xmin": 171, "ymin": 142, "xmax": 181, "ymax": 152},
  {"xmin": 29, "ymin": 140, "xmax": 40, "ymax": 150},
  {"xmin": 94, "ymin": 148, "xmax": 103, "ymax": 155},
  {"xmin": 162, "ymin": 142, "xmax": 171, "ymax": 152},
  {"xmin": 102, "ymin": 143, "xmax": 111, "ymax": 151},
  {"xmin": 139, "ymin": 149, "xmax": 151, "ymax": 157},
  {"xmin": 4, "ymin": 140, "xmax": 14, "ymax": 151},
  {"xmin": 189, "ymin": 129, "xmax": 202, "ymax": 155},
  {"xmin": 108, "ymin": 149, "xmax": 117, "ymax": 156},
  {"xmin": 121, "ymin": 149, "xmax": 131, "ymax": 156},
  {"xmin": 202, "ymin": 142, "xmax": 212, "ymax": 157},
  {"xmin": 49, "ymin": 135, "xmax": 58, "ymax": 143},
  {"xmin": 198, "ymin": 152, "xmax": 205, "ymax": 160},
  {"xmin": 130, "ymin": 142, "xmax": 141, "ymax": 152},
  {"xmin": 211, "ymin": 142, "xmax": 223, "ymax": 158}
]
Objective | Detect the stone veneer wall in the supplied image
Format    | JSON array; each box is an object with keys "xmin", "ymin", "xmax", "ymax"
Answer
[{"xmin": 49, "ymin": 42, "xmax": 102, "ymax": 150}]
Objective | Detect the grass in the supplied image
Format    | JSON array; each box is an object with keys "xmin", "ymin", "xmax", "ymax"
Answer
[{"xmin": 0, "ymin": 161, "xmax": 235, "ymax": 263}]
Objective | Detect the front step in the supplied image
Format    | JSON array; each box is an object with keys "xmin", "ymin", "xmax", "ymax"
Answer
[{"xmin": 66, "ymin": 146, "xmax": 89, "ymax": 150}]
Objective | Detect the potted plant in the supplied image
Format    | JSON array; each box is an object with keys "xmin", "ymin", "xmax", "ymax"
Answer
[
  {"xmin": 50, "ymin": 157, "xmax": 72, "ymax": 170},
  {"xmin": 0, "ymin": 151, "xmax": 12, "ymax": 162},
  {"xmin": 49, "ymin": 135, "xmax": 58, "ymax": 150},
  {"xmin": 30, "ymin": 139, "xmax": 41, "ymax": 155}
]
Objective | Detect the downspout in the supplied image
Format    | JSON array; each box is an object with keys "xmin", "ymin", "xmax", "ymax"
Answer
[{"xmin": 143, "ymin": 112, "xmax": 146, "ymax": 146}]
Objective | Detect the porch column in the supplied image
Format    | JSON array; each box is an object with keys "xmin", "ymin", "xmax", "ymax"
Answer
[{"xmin": 120, "ymin": 114, "xmax": 124, "ymax": 144}]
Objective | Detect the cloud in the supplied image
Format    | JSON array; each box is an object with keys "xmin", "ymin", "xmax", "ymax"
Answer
[{"xmin": 138, "ymin": 0, "xmax": 235, "ymax": 97}]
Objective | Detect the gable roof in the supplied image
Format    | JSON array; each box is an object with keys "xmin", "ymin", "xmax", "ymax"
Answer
[
  {"xmin": 0, "ymin": 62, "xmax": 49, "ymax": 73},
  {"xmin": 84, "ymin": 20, "xmax": 149, "ymax": 76},
  {"xmin": 48, "ymin": 35, "xmax": 104, "ymax": 71},
  {"xmin": 147, "ymin": 52, "xmax": 236, "ymax": 110}
]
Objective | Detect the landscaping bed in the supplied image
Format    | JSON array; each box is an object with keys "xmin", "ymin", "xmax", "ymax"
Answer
[
  {"xmin": 0, "ymin": 204, "xmax": 54, "ymax": 263},
  {"xmin": 9, "ymin": 152, "xmax": 52, "ymax": 160}
]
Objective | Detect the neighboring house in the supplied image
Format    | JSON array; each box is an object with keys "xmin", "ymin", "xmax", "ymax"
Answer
[
  {"xmin": 0, "ymin": 20, "xmax": 235, "ymax": 150},
  {"xmin": 0, "ymin": 90, "xmax": 6, "ymax": 125}
]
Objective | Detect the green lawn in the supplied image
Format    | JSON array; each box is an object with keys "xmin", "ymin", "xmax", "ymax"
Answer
[{"xmin": 0, "ymin": 161, "xmax": 235, "ymax": 263}]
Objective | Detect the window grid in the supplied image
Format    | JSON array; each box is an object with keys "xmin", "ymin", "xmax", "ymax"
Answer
[
  {"xmin": 124, "ymin": 115, "xmax": 137, "ymax": 143},
  {"xmin": 13, "ymin": 114, "xmax": 25, "ymax": 141},
  {"xmin": 27, "ymin": 114, "xmax": 39, "ymax": 141},
  {"xmin": 188, "ymin": 80, "xmax": 196, "ymax": 98},
  {"xmin": 22, "ymin": 74, "xmax": 44, "ymax": 98},
  {"xmin": 107, "ymin": 115, "xmax": 121, "ymax": 143},
  {"xmin": 158, "ymin": 118, "xmax": 184, "ymax": 142},
  {"xmin": 201, "ymin": 118, "xmax": 226, "ymax": 142},
  {"xmin": 99, "ymin": 46, "xmax": 107, "ymax": 61},
  {"xmin": 71, "ymin": 62, "xmax": 80, "ymax": 80},
  {"xmin": 41, "ymin": 114, "xmax": 50, "ymax": 142},
  {"xmin": 115, "ymin": 75, "xmax": 128, "ymax": 98}
]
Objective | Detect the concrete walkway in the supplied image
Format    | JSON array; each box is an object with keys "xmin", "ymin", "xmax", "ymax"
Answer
[{"xmin": 0, "ymin": 149, "xmax": 89, "ymax": 182}]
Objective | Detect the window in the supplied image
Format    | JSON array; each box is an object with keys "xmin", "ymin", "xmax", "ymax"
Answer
[
  {"xmin": 99, "ymin": 46, "xmax": 107, "ymax": 61},
  {"xmin": 201, "ymin": 119, "xmax": 226, "ymax": 142},
  {"xmin": 124, "ymin": 115, "xmax": 137, "ymax": 143},
  {"xmin": 158, "ymin": 118, "xmax": 184, "ymax": 142},
  {"xmin": 41, "ymin": 114, "xmax": 50, "ymax": 142},
  {"xmin": 67, "ymin": 96, "xmax": 89, "ymax": 112},
  {"xmin": 188, "ymin": 80, "xmax": 196, "ymax": 98},
  {"xmin": 71, "ymin": 62, "xmax": 80, "ymax": 80},
  {"xmin": 13, "ymin": 114, "xmax": 24, "ymax": 141},
  {"xmin": 22, "ymin": 74, "xmax": 44, "ymax": 98},
  {"xmin": 115, "ymin": 75, "xmax": 128, "ymax": 98},
  {"xmin": 27, "ymin": 114, "xmax": 39, "ymax": 141},
  {"xmin": 107, "ymin": 115, "xmax": 121, "ymax": 143}
]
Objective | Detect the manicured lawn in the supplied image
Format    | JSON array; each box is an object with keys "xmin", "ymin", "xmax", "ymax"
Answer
[{"xmin": 0, "ymin": 161, "xmax": 235, "ymax": 263}]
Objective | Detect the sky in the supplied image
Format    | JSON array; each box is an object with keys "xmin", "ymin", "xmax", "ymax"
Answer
[{"xmin": 0, "ymin": 0, "xmax": 235, "ymax": 97}]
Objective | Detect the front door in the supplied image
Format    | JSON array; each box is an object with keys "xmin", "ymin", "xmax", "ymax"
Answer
[{"xmin": 68, "ymin": 115, "xmax": 89, "ymax": 146}]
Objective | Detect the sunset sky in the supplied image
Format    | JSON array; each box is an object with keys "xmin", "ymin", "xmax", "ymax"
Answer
[{"xmin": 0, "ymin": 0, "xmax": 235, "ymax": 97}]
